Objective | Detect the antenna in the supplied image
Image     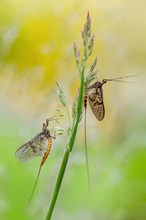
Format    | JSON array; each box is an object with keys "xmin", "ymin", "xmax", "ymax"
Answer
[{"xmin": 103, "ymin": 74, "xmax": 137, "ymax": 83}]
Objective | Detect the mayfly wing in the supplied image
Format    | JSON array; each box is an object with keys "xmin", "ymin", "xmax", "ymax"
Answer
[
  {"xmin": 88, "ymin": 83, "xmax": 105, "ymax": 121},
  {"xmin": 15, "ymin": 132, "xmax": 48, "ymax": 161}
]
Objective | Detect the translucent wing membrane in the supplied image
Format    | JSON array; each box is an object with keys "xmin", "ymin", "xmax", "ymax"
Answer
[
  {"xmin": 15, "ymin": 132, "xmax": 48, "ymax": 161},
  {"xmin": 88, "ymin": 87, "xmax": 105, "ymax": 121},
  {"xmin": 88, "ymin": 99, "xmax": 105, "ymax": 121}
]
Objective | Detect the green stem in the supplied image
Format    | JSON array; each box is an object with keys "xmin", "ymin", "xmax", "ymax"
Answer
[
  {"xmin": 45, "ymin": 68, "xmax": 85, "ymax": 220},
  {"xmin": 45, "ymin": 149, "xmax": 69, "ymax": 220}
]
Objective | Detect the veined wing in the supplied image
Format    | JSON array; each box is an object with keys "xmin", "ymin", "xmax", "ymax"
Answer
[
  {"xmin": 88, "ymin": 87, "xmax": 105, "ymax": 121},
  {"xmin": 15, "ymin": 132, "xmax": 48, "ymax": 161}
]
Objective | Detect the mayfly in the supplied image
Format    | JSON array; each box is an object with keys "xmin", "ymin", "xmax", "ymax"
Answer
[
  {"xmin": 15, "ymin": 115, "xmax": 62, "ymax": 204},
  {"xmin": 84, "ymin": 74, "xmax": 137, "ymax": 121},
  {"xmin": 83, "ymin": 74, "xmax": 136, "ymax": 190}
]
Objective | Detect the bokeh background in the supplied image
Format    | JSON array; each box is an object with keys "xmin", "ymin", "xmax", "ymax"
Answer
[{"xmin": 0, "ymin": 0, "xmax": 146, "ymax": 220}]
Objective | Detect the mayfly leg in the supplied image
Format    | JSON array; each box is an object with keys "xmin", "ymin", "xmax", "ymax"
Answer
[
  {"xmin": 28, "ymin": 137, "xmax": 53, "ymax": 205},
  {"xmin": 43, "ymin": 115, "xmax": 57, "ymax": 130}
]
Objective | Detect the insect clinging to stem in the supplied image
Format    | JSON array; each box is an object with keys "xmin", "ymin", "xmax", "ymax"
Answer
[
  {"xmin": 15, "ymin": 115, "xmax": 64, "ymax": 204},
  {"xmin": 84, "ymin": 74, "xmax": 137, "ymax": 121},
  {"xmin": 83, "ymin": 74, "xmax": 137, "ymax": 190}
]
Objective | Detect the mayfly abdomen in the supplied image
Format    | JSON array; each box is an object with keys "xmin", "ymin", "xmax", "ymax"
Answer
[{"xmin": 41, "ymin": 137, "xmax": 52, "ymax": 166}]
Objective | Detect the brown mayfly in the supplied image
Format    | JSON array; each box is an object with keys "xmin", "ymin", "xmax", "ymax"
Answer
[
  {"xmin": 83, "ymin": 74, "xmax": 136, "ymax": 189},
  {"xmin": 84, "ymin": 74, "xmax": 137, "ymax": 121},
  {"xmin": 15, "ymin": 115, "xmax": 63, "ymax": 204}
]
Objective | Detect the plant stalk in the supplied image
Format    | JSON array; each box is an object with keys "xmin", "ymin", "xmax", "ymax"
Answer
[{"xmin": 45, "ymin": 68, "xmax": 85, "ymax": 220}]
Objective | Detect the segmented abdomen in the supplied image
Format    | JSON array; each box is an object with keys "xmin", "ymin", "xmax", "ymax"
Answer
[{"xmin": 41, "ymin": 137, "xmax": 52, "ymax": 166}]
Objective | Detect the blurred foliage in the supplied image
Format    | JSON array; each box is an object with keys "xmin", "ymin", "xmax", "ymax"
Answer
[{"xmin": 0, "ymin": 0, "xmax": 146, "ymax": 220}]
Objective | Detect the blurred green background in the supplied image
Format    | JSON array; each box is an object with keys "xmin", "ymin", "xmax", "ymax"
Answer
[{"xmin": 0, "ymin": 0, "xmax": 146, "ymax": 220}]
